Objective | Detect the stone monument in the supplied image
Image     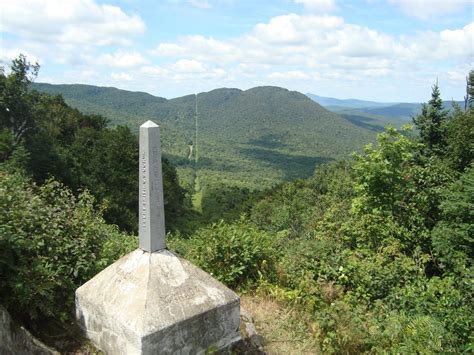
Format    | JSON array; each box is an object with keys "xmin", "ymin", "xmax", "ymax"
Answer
[{"xmin": 75, "ymin": 121, "xmax": 241, "ymax": 354}]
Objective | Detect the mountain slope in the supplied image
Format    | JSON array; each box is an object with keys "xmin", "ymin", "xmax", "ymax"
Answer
[
  {"xmin": 33, "ymin": 83, "xmax": 379, "ymax": 188},
  {"xmin": 32, "ymin": 83, "xmax": 167, "ymax": 125}
]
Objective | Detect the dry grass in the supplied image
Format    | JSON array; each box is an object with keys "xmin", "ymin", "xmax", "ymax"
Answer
[{"xmin": 240, "ymin": 294, "xmax": 320, "ymax": 355}]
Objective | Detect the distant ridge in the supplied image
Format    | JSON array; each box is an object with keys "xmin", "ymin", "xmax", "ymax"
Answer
[
  {"xmin": 33, "ymin": 82, "xmax": 382, "ymax": 188},
  {"xmin": 306, "ymin": 92, "xmax": 463, "ymax": 121},
  {"xmin": 306, "ymin": 93, "xmax": 396, "ymax": 109}
]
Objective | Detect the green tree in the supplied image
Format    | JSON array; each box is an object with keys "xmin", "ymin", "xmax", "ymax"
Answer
[
  {"xmin": 465, "ymin": 69, "xmax": 474, "ymax": 110},
  {"xmin": 0, "ymin": 54, "xmax": 39, "ymax": 157},
  {"xmin": 350, "ymin": 127, "xmax": 455, "ymax": 253},
  {"xmin": 432, "ymin": 165, "xmax": 474, "ymax": 275},
  {"xmin": 413, "ymin": 81, "xmax": 449, "ymax": 155},
  {"xmin": 444, "ymin": 105, "xmax": 474, "ymax": 171}
]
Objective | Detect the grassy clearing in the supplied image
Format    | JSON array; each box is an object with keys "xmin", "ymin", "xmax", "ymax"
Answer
[
  {"xmin": 240, "ymin": 295, "xmax": 320, "ymax": 354},
  {"xmin": 192, "ymin": 187, "xmax": 203, "ymax": 213}
]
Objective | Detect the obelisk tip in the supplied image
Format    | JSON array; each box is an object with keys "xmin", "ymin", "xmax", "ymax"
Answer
[{"xmin": 141, "ymin": 120, "xmax": 159, "ymax": 128}]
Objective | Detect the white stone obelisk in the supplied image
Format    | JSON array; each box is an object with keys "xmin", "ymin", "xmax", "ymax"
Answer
[
  {"xmin": 76, "ymin": 120, "xmax": 241, "ymax": 354},
  {"xmin": 139, "ymin": 120, "xmax": 166, "ymax": 252}
]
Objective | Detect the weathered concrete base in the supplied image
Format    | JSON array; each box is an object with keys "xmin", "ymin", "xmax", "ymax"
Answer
[{"xmin": 75, "ymin": 249, "xmax": 240, "ymax": 354}]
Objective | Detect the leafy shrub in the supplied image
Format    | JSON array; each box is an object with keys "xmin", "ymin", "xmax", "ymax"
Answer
[
  {"xmin": 387, "ymin": 276, "xmax": 473, "ymax": 350},
  {"xmin": 0, "ymin": 170, "xmax": 136, "ymax": 323},
  {"xmin": 371, "ymin": 311, "xmax": 456, "ymax": 353},
  {"xmin": 312, "ymin": 299, "xmax": 372, "ymax": 354},
  {"xmin": 168, "ymin": 218, "xmax": 278, "ymax": 288}
]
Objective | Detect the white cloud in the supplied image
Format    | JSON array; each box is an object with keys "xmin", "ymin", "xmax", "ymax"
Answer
[
  {"xmin": 78, "ymin": 69, "xmax": 100, "ymax": 80},
  {"xmin": 254, "ymin": 14, "xmax": 343, "ymax": 45},
  {"xmin": 43, "ymin": 68, "xmax": 101, "ymax": 85},
  {"xmin": 144, "ymin": 13, "xmax": 472, "ymax": 100},
  {"xmin": 438, "ymin": 23, "xmax": 474, "ymax": 59},
  {"xmin": 97, "ymin": 50, "xmax": 148, "ymax": 67},
  {"xmin": 172, "ymin": 59, "xmax": 206, "ymax": 73},
  {"xmin": 150, "ymin": 14, "xmax": 399, "ymax": 69},
  {"xmin": 294, "ymin": 0, "xmax": 337, "ymax": 13},
  {"xmin": 211, "ymin": 68, "xmax": 227, "ymax": 78},
  {"xmin": 0, "ymin": 47, "xmax": 41, "ymax": 67},
  {"xmin": 141, "ymin": 60, "xmax": 227, "ymax": 84},
  {"xmin": 151, "ymin": 43, "xmax": 186, "ymax": 56},
  {"xmin": 140, "ymin": 65, "xmax": 168, "ymax": 76},
  {"xmin": 268, "ymin": 71, "xmax": 311, "ymax": 80},
  {"xmin": 399, "ymin": 23, "xmax": 474, "ymax": 61},
  {"xmin": 446, "ymin": 68, "xmax": 469, "ymax": 83},
  {"xmin": 152, "ymin": 14, "xmax": 472, "ymax": 71},
  {"xmin": 388, "ymin": 0, "xmax": 470, "ymax": 20},
  {"xmin": 111, "ymin": 72, "xmax": 133, "ymax": 81},
  {"xmin": 0, "ymin": 0, "xmax": 146, "ymax": 45}
]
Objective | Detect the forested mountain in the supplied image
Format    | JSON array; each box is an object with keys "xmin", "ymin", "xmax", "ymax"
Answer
[{"xmin": 33, "ymin": 83, "xmax": 379, "ymax": 189}]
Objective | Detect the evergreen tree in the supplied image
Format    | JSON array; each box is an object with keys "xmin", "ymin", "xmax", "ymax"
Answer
[
  {"xmin": 413, "ymin": 81, "xmax": 449, "ymax": 155},
  {"xmin": 445, "ymin": 105, "xmax": 474, "ymax": 171},
  {"xmin": 465, "ymin": 70, "xmax": 474, "ymax": 110}
]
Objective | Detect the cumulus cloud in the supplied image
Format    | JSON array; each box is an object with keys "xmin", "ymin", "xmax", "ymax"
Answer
[
  {"xmin": 172, "ymin": 59, "xmax": 206, "ymax": 73},
  {"xmin": 253, "ymin": 14, "xmax": 343, "ymax": 45},
  {"xmin": 97, "ymin": 50, "xmax": 148, "ymax": 67},
  {"xmin": 143, "ymin": 12, "xmax": 472, "ymax": 99},
  {"xmin": 151, "ymin": 43, "xmax": 186, "ymax": 56},
  {"xmin": 212, "ymin": 68, "xmax": 227, "ymax": 78},
  {"xmin": 135, "ymin": 62, "xmax": 226, "ymax": 89},
  {"xmin": 268, "ymin": 71, "xmax": 312, "ymax": 80},
  {"xmin": 151, "ymin": 13, "xmax": 472, "ymax": 71},
  {"xmin": 398, "ymin": 23, "xmax": 474, "ymax": 61},
  {"xmin": 294, "ymin": 0, "xmax": 337, "ymax": 13},
  {"xmin": 111, "ymin": 72, "xmax": 133, "ymax": 81},
  {"xmin": 388, "ymin": 0, "xmax": 470, "ymax": 20},
  {"xmin": 0, "ymin": 46, "xmax": 41, "ymax": 67},
  {"xmin": 140, "ymin": 65, "xmax": 168, "ymax": 76},
  {"xmin": 0, "ymin": 0, "xmax": 146, "ymax": 46},
  {"xmin": 446, "ymin": 67, "xmax": 469, "ymax": 83}
]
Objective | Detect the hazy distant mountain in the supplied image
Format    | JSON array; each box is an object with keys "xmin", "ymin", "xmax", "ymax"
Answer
[
  {"xmin": 306, "ymin": 93, "xmax": 395, "ymax": 109},
  {"xmin": 33, "ymin": 83, "xmax": 382, "ymax": 188},
  {"xmin": 359, "ymin": 103, "xmax": 422, "ymax": 120},
  {"xmin": 307, "ymin": 92, "xmax": 463, "ymax": 121}
]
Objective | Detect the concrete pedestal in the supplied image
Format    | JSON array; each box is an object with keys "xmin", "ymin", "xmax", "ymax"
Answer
[{"xmin": 76, "ymin": 249, "xmax": 240, "ymax": 354}]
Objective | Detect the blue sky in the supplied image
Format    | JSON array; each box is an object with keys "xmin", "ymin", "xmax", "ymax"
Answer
[{"xmin": 1, "ymin": 0, "xmax": 473, "ymax": 102}]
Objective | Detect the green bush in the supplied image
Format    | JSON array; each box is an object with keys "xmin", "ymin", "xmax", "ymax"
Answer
[
  {"xmin": 168, "ymin": 218, "xmax": 278, "ymax": 288},
  {"xmin": 371, "ymin": 311, "xmax": 456, "ymax": 353},
  {"xmin": 387, "ymin": 276, "xmax": 473, "ymax": 350},
  {"xmin": 0, "ymin": 170, "xmax": 136, "ymax": 323}
]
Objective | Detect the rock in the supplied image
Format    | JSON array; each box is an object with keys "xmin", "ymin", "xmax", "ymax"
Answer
[
  {"xmin": 0, "ymin": 305, "xmax": 59, "ymax": 355},
  {"xmin": 239, "ymin": 307, "xmax": 265, "ymax": 352}
]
